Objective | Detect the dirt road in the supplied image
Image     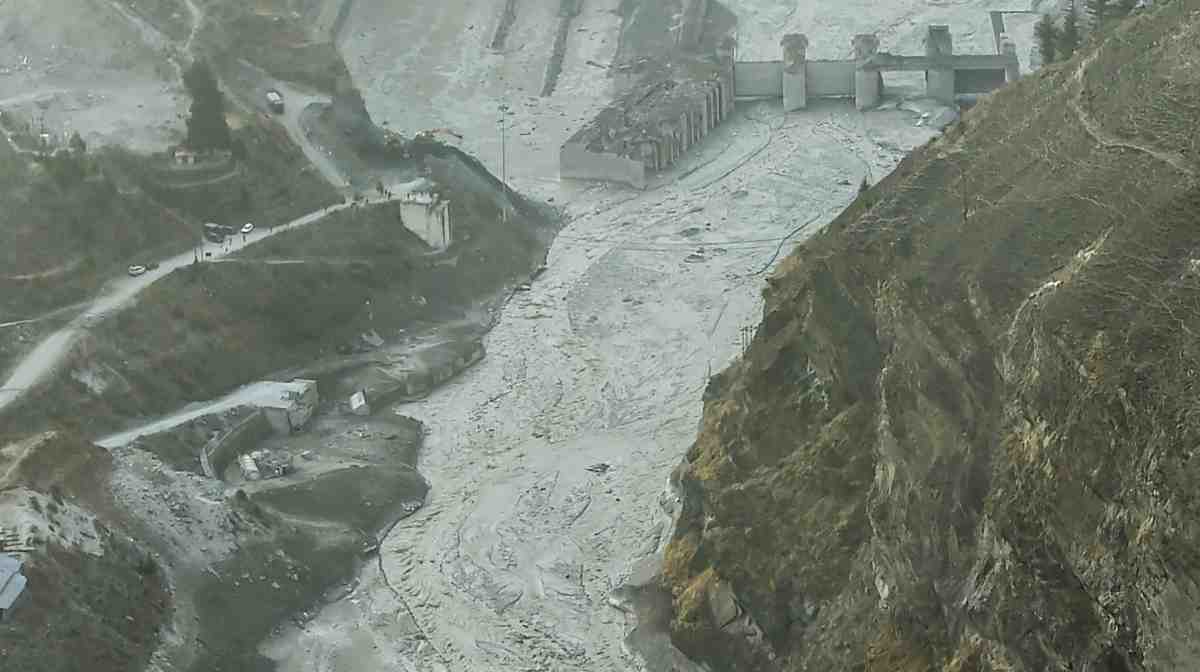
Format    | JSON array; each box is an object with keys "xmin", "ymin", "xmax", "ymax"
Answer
[{"xmin": 0, "ymin": 195, "xmax": 402, "ymax": 416}]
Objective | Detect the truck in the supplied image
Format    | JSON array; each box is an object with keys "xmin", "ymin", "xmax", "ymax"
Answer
[
  {"xmin": 203, "ymin": 221, "xmax": 226, "ymax": 243},
  {"xmin": 266, "ymin": 89, "xmax": 284, "ymax": 114}
]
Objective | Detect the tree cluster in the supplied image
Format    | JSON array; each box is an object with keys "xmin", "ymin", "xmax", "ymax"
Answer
[
  {"xmin": 1036, "ymin": 0, "xmax": 1141, "ymax": 66},
  {"xmin": 183, "ymin": 60, "xmax": 232, "ymax": 151}
]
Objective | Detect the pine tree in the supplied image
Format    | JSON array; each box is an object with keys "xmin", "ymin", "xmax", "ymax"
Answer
[
  {"xmin": 1035, "ymin": 13, "xmax": 1060, "ymax": 64},
  {"xmin": 183, "ymin": 60, "xmax": 231, "ymax": 151},
  {"xmin": 1086, "ymin": 0, "xmax": 1112, "ymax": 27},
  {"xmin": 1061, "ymin": 4, "xmax": 1081, "ymax": 59},
  {"xmin": 68, "ymin": 131, "xmax": 86, "ymax": 155}
]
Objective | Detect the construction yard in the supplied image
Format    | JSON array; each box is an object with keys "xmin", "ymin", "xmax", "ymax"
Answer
[{"xmin": 0, "ymin": 0, "xmax": 1051, "ymax": 670}]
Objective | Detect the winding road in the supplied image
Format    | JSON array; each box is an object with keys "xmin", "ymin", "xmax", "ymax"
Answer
[{"xmin": 0, "ymin": 194, "xmax": 400, "ymax": 415}]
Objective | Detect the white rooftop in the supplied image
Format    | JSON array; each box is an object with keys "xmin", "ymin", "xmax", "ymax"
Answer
[{"xmin": 0, "ymin": 554, "xmax": 25, "ymax": 611}]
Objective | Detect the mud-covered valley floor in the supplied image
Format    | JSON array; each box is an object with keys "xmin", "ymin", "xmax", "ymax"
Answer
[
  {"xmin": 262, "ymin": 102, "xmax": 945, "ymax": 672},
  {"xmin": 0, "ymin": 0, "xmax": 1046, "ymax": 670},
  {"xmin": 259, "ymin": 0, "xmax": 1042, "ymax": 669}
]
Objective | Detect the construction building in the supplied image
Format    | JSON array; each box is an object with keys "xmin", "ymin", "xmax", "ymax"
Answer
[
  {"xmin": 0, "ymin": 553, "xmax": 27, "ymax": 622},
  {"xmin": 258, "ymin": 379, "xmax": 319, "ymax": 434},
  {"xmin": 397, "ymin": 181, "xmax": 453, "ymax": 250}
]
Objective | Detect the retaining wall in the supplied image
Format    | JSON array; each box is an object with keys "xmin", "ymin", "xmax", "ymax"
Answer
[
  {"xmin": 559, "ymin": 142, "xmax": 647, "ymax": 189},
  {"xmin": 361, "ymin": 341, "xmax": 487, "ymax": 410},
  {"xmin": 805, "ymin": 61, "xmax": 856, "ymax": 97},
  {"xmin": 955, "ymin": 68, "xmax": 1007, "ymax": 93},
  {"xmin": 733, "ymin": 61, "xmax": 782, "ymax": 97},
  {"xmin": 200, "ymin": 410, "xmax": 272, "ymax": 480}
]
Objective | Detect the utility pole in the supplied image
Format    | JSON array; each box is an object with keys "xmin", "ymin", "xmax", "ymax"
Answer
[{"xmin": 498, "ymin": 102, "xmax": 509, "ymax": 224}]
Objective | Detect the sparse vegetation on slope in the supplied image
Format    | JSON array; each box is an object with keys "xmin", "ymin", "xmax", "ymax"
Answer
[
  {"xmin": 664, "ymin": 3, "xmax": 1200, "ymax": 671},
  {"xmin": 0, "ymin": 432, "xmax": 170, "ymax": 672},
  {"xmin": 14, "ymin": 149, "xmax": 555, "ymax": 436}
]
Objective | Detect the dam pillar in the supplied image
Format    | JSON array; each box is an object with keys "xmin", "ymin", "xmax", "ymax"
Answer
[
  {"xmin": 925, "ymin": 24, "xmax": 955, "ymax": 104},
  {"xmin": 717, "ymin": 36, "xmax": 737, "ymax": 119},
  {"xmin": 1000, "ymin": 35, "xmax": 1020, "ymax": 83},
  {"xmin": 853, "ymin": 34, "xmax": 882, "ymax": 110},
  {"xmin": 781, "ymin": 33, "xmax": 809, "ymax": 111}
]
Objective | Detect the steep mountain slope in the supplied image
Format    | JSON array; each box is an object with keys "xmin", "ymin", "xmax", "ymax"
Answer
[{"xmin": 663, "ymin": 3, "xmax": 1200, "ymax": 671}]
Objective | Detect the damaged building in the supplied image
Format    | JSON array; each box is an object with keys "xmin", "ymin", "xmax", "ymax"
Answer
[
  {"xmin": 259, "ymin": 379, "xmax": 319, "ymax": 435},
  {"xmin": 559, "ymin": 0, "xmax": 737, "ymax": 189},
  {"xmin": 560, "ymin": 47, "xmax": 736, "ymax": 189}
]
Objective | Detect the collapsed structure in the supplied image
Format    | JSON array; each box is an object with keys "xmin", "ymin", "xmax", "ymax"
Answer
[
  {"xmin": 258, "ymin": 379, "xmax": 319, "ymax": 435},
  {"xmin": 559, "ymin": 0, "xmax": 737, "ymax": 189},
  {"xmin": 562, "ymin": 20, "xmax": 1021, "ymax": 189},
  {"xmin": 559, "ymin": 43, "xmax": 736, "ymax": 189}
]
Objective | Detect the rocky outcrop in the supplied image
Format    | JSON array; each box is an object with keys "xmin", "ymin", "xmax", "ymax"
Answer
[{"xmin": 663, "ymin": 4, "xmax": 1200, "ymax": 671}]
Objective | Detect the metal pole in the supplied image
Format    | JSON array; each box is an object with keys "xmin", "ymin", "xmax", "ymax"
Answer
[{"xmin": 499, "ymin": 103, "xmax": 508, "ymax": 224}]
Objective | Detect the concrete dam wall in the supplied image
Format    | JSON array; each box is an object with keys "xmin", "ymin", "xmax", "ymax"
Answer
[{"xmin": 734, "ymin": 25, "xmax": 1021, "ymax": 111}]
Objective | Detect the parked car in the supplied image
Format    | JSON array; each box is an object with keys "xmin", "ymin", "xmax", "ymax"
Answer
[
  {"xmin": 127, "ymin": 265, "xmax": 147, "ymax": 277},
  {"xmin": 146, "ymin": 262, "xmax": 160, "ymax": 271},
  {"xmin": 240, "ymin": 222, "xmax": 255, "ymax": 234},
  {"xmin": 266, "ymin": 89, "xmax": 284, "ymax": 114}
]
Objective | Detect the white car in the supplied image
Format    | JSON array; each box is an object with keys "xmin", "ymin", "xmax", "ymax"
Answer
[
  {"xmin": 127, "ymin": 265, "xmax": 147, "ymax": 277},
  {"xmin": 240, "ymin": 222, "xmax": 255, "ymax": 234}
]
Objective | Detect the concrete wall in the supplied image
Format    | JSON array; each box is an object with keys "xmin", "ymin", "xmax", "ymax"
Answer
[
  {"xmin": 366, "ymin": 340, "xmax": 487, "ymax": 408},
  {"xmin": 733, "ymin": 61, "xmax": 781, "ymax": 97},
  {"xmin": 399, "ymin": 198, "xmax": 452, "ymax": 250},
  {"xmin": 955, "ymin": 68, "xmax": 1007, "ymax": 93},
  {"xmin": 805, "ymin": 60, "xmax": 856, "ymax": 97},
  {"xmin": 559, "ymin": 142, "xmax": 647, "ymax": 189},
  {"xmin": 200, "ymin": 410, "xmax": 272, "ymax": 480}
]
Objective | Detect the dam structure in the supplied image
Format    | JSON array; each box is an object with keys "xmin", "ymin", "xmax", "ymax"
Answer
[{"xmin": 560, "ymin": 20, "xmax": 1021, "ymax": 189}]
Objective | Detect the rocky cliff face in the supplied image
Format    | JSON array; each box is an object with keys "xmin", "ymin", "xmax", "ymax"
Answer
[{"xmin": 663, "ymin": 3, "xmax": 1200, "ymax": 670}]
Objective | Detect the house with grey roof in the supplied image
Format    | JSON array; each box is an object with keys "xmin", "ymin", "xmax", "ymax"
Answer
[{"xmin": 0, "ymin": 553, "xmax": 28, "ymax": 621}]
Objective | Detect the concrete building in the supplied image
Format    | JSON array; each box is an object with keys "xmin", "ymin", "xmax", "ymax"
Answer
[
  {"xmin": 732, "ymin": 24, "xmax": 1021, "ymax": 110},
  {"xmin": 349, "ymin": 389, "xmax": 370, "ymax": 416},
  {"xmin": 394, "ymin": 178, "xmax": 452, "ymax": 250},
  {"xmin": 257, "ymin": 379, "xmax": 318, "ymax": 434},
  {"xmin": 560, "ymin": 59, "xmax": 735, "ymax": 189},
  {"xmin": 0, "ymin": 554, "xmax": 27, "ymax": 622}
]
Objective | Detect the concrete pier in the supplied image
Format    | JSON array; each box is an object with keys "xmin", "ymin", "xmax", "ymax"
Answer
[
  {"xmin": 853, "ymin": 34, "xmax": 882, "ymax": 110},
  {"xmin": 781, "ymin": 33, "xmax": 808, "ymax": 111},
  {"xmin": 924, "ymin": 25, "xmax": 955, "ymax": 104},
  {"xmin": 1000, "ymin": 35, "xmax": 1020, "ymax": 82}
]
